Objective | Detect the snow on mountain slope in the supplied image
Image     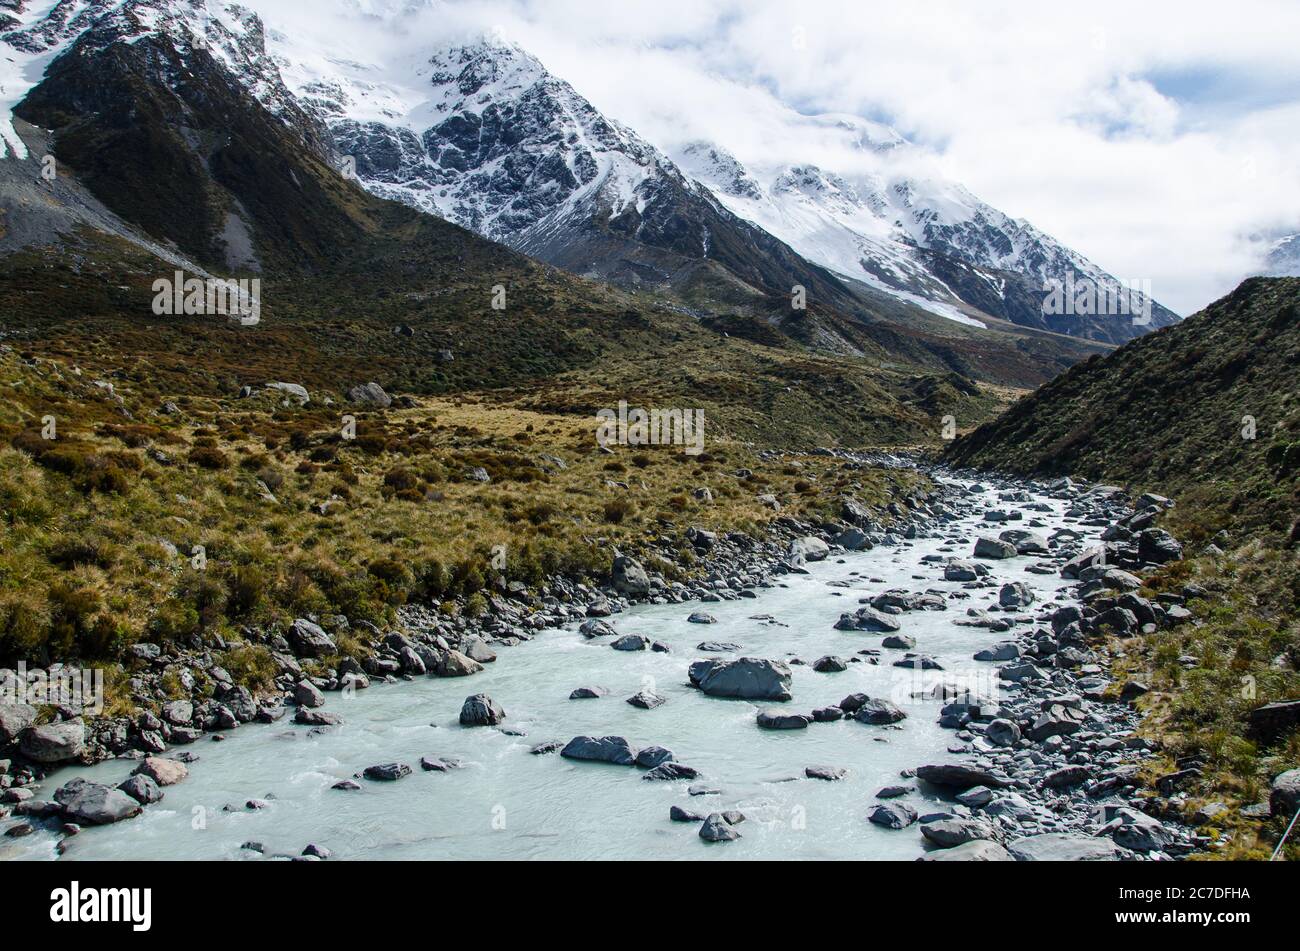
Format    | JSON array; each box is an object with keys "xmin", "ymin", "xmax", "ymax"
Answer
[
  {"xmin": 1, "ymin": 2, "xmax": 1177, "ymax": 343},
  {"xmin": 1262, "ymin": 232, "xmax": 1300, "ymax": 276},
  {"xmin": 675, "ymin": 137, "xmax": 1180, "ymax": 340},
  {"xmin": 2, "ymin": 1, "xmax": 323, "ymax": 159}
]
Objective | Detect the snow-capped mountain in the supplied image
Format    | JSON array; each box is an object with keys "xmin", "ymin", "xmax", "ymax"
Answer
[
  {"xmin": 676, "ymin": 138, "xmax": 1181, "ymax": 341},
  {"xmin": 1, "ymin": 0, "xmax": 1176, "ymax": 343},
  {"xmin": 1262, "ymin": 232, "xmax": 1300, "ymax": 276},
  {"xmin": 277, "ymin": 35, "xmax": 860, "ymax": 313}
]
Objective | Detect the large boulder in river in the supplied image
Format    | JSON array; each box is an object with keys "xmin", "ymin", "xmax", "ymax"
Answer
[
  {"xmin": 756, "ymin": 710, "xmax": 810, "ymax": 730},
  {"xmin": 19, "ymin": 719, "xmax": 85, "ymax": 763},
  {"xmin": 611, "ymin": 555, "xmax": 651, "ymax": 597},
  {"xmin": 561, "ymin": 735, "xmax": 637, "ymax": 765},
  {"xmin": 53, "ymin": 779, "xmax": 142, "ymax": 825},
  {"xmin": 943, "ymin": 560, "xmax": 982, "ymax": 581},
  {"xmin": 835, "ymin": 606, "xmax": 900, "ymax": 632},
  {"xmin": 999, "ymin": 529, "xmax": 1049, "ymax": 555},
  {"xmin": 868, "ymin": 802, "xmax": 918, "ymax": 829},
  {"xmin": 699, "ymin": 813, "xmax": 742, "ymax": 842},
  {"xmin": 689, "ymin": 657, "xmax": 792, "ymax": 701},
  {"xmin": 854, "ymin": 699, "xmax": 907, "ymax": 725},
  {"xmin": 973, "ymin": 536, "xmax": 1017, "ymax": 559},
  {"xmin": 289, "ymin": 618, "xmax": 336, "ymax": 657},
  {"xmin": 459, "ymin": 693, "xmax": 506, "ymax": 726},
  {"xmin": 998, "ymin": 582, "xmax": 1035, "ymax": 609}
]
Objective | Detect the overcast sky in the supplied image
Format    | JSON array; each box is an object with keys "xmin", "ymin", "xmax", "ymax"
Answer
[{"xmin": 253, "ymin": 0, "xmax": 1300, "ymax": 314}]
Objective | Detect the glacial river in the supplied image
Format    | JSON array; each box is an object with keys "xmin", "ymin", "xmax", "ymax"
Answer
[{"xmin": 4, "ymin": 478, "xmax": 1098, "ymax": 860}]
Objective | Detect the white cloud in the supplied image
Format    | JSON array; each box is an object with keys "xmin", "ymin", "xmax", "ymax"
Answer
[{"xmin": 247, "ymin": 0, "xmax": 1300, "ymax": 314}]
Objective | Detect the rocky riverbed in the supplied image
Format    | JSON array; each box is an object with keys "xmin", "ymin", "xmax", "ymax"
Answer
[{"xmin": 0, "ymin": 459, "xmax": 1253, "ymax": 860}]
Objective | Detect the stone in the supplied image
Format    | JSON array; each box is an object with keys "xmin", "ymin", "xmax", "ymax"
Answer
[
  {"xmin": 19, "ymin": 719, "xmax": 85, "ymax": 763},
  {"xmin": 918, "ymin": 840, "xmax": 1013, "ymax": 861},
  {"xmin": 699, "ymin": 813, "xmax": 741, "ymax": 841},
  {"xmin": 974, "ymin": 537, "xmax": 1017, "ymax": 559},
  {"xmin": 944, "ymin": 560, "xmax": 981, "ymax": 582},
  {"xmin": 610, "ymin": 634, "xmax": 650, "ymax": 652},
  {"xmin": 1249, "ymin": 699, "xmax": 1300, "ymax": 744},
  {"xmin": 294, "ymin": 709, "xmax": 343, "ymax": 726},
  {"xmin": 1138, "ymin": 529, "xmax": 1183, "ymax": 564},
  {"xmin": 687, "ymin": 611, "xmax": 717, "ymax": 625},
  {"xmin": 293, "ymin": 680, "xmax": 325, "ymax": 709},
  {"xmin": 956, "ymin": 786, "xmax": 995, "ymax": 808},
  {"xmin": 561, "ymin": 735, "xmax": 637, "ymax": 765},
  {"xmin": 920, "ymin": 817, "xmax": 996, "ymax": 848},
  {"xmin": 53, "ymin": 779, "xmax": 142, "ymax": 825},
  {"xmin": 133, "ymin": 757, "xmax": 189, "ymax": 786},
  {"xmin": 0, "ymin": 703, "xmax": 37, "ymax": 744},
  {"xmin": 974, "ymin": 642, "xmax": 1020, "ymax": 662},
  {"xmin": 670, "ymin": 805, "xmax": 706, "ymax": 822},
  {"xmin": 998, "ymin": 582, "xmax": 1035, "ymax": 609},
  {"xmin": 689, "ymin": 657, "xmax": 793, "ymax": 701},
  {"xmin": 459, "ymin": 693, "xmax": 506, "ymax": 726},
  {"xmin": 1269, "ymin": 769, "xmax": 1300, "ymax": 818},
  {"xmin": 420, "ymin": 756, "xmax": 464, "ymax": 772},
  {"xmin": 1043, "ymin": 765, "xmax": 1090, "ymax": 789},
  {"xmin": 643, "ymin": 763, "xmax": 699, "ymax": 781},
  {"xmin": 118, "ymin": 774, "xmax": 163, "ymax": 805},
  {"xmin": 611, "ymin": 555, "xmax": 651, "ymax": 597},
  {"xmin": 868, "ymin": 802, "xmax": 918, "ymax": 829},
  {"xmin": 788, "ymin": 536, "xmax": 831, "ymax": 564},
  {"xmin": 635, "ymin": 746, "xmax": 675, "ymax": 769},
  {"xmin": 812, "ymin": 655, "xmax": 848, "ymax": 673},
  {"xmin": 805, "ymin": 766, "xmax": 847, "ymax": 781},
  {"xmin": 986, "ymin": 719, "xmax": 1021, "ymax": 747},
  {"xmin": 1102, "ymin": 807, "xmax": 1175, "ymax": 852},
  {"xmin": 1027, "ymin": 703, "xmax": 1087, "ymax": 741},
  {"xmin": 1008, "ymin": 833, "xmax": 1132, "ymax": 861},
  {"xmin": 881, "ymin": 635, "xmax": 916, "ymax": 650},
  {"xmin": 757, "ymin": 710, "xmax": 811, "ymax": 730},
  {"xmin": 836, "ymin": 606, "xmax": 900, "ymax": 632},
  {"xmin": 289, "ymin": 619, "xmax": 336, "ymax": 657},
  {"xmin": 363, "ymin": 763, "xmax": 412, "ymax": 781},
  {"xmin": 617, "ymin": 684, "xmax": 663, "ymax": 709},
  {"xmin": 435, "ymin": 650, "xmax": 484, "ymax": 677},
  {"xmin": 347, "ymin": 382, "xmax": 391, "ymax": 407},
  {"xmin": 569, "ymin": 686, "xmax": 607, "ymax": 700},
  {"xmin": 916, "ymin": 764, "xmax": 1009, "ymax": 789},
  {"xmin": 853, "ymin": 699, "xmax": 907, "ymax": 725}
]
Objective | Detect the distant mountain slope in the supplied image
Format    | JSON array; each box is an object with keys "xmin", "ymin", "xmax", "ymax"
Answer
[
  {"xmin": 676, "ymin": 139, "xmax": 1182, "ymax": 344},
  {"xmin": 946, "ymin": 277, "xmax": 1300, "ymax": 541}
]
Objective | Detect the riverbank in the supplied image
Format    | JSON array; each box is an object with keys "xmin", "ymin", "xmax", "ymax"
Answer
[{"xmin": 1, "ymin": 461, "xmax": 1230, "ymax": 860}]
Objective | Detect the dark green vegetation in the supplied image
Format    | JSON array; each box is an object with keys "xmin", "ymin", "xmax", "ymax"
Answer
[{"xmin": 948, "ymin": 278, "xmax": 1300, "ymax": 858}]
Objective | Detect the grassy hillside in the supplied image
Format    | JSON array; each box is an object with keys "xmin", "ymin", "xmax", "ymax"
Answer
[{"xmin": 946, "ymin": 277, "xmax": 1300, "ymax": 858}]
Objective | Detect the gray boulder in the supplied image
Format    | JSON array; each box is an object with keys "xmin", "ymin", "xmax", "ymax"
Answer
[
  {"xmin": 118, "ymin": 775, "xmax": 163, "ymax": 805},
  {"xmin": 611, "ymin": 555, "xmax": 651, "ymax": 597},
  {"xmin": 974, "ymin": 537, "xmax": 1017, "ymax": 559},
  {"xmin": 757, "ymin": 710, "xmax": 811, "ymax": 730},
  {"xmin": 1270, "ymin": 768, "xmax": 1300, "ymax": 818},
  {"xmin": 459, "ymin": 693, "xmax": 506, "ymax": 726},
  {"xmin": 916, "ymin": 764, "xmax": 1009, "ymax": 789},
  {"xmin": 0, "ymin": 703, "xmax": 37, "ymax": 744},
  {"xmin": 561, "ymin": 735, "xmax": 637, "ymax": 765},
  {"xmin": 854, "ymin": 699, "xmax": 907, "ymax": 725},
  {"xmin": 868, "ymin": 802, "xmax": 918, "ymax": 829},
  {"xmin": 54, "ymin": 779, "xmax": 142, "ymax": 825},
  {"xmin": 699, "ymin": 813, "xmax": 742, "ymax": 841},
  {"xmin": 289, "ymin": 619, "xmax": 336, "ymax": 657},
  {"xmin": 347, "ymin": 382, "xmax": 391, "ymax": 407},
  {"xmin": 19, "ymin": 719, "xmax": 85, "ymax": 763},
  {"xmin": 689, "ymin": 657, "xmax": 793, "ymax": 701},
  {"xmin": 1008, "ymin": 833, "xmax": 1133, "ymax": 861},
  {"xmin": 918, "ymin": 840, "xmax": 1012, "ymax": 861}
]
